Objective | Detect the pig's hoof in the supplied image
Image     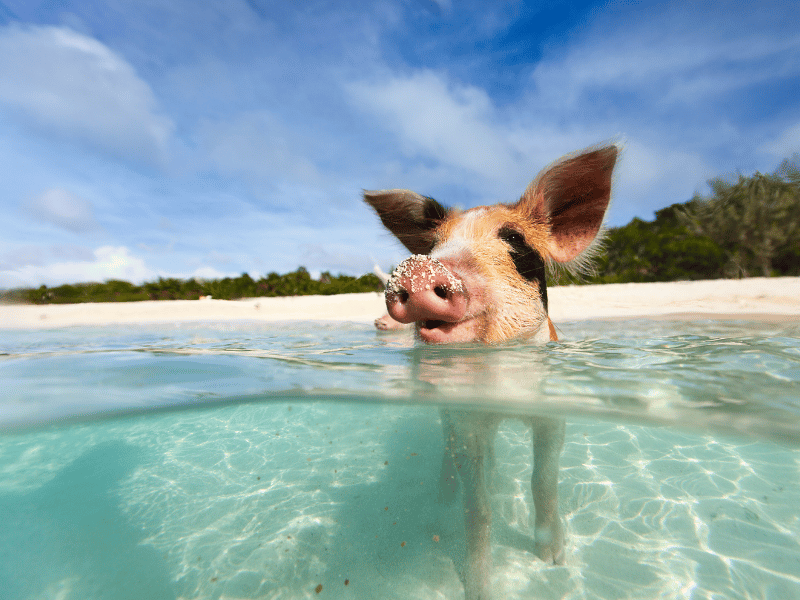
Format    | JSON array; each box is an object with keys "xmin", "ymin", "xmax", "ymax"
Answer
[
  {"xmin": 374, "ymin": 313, "xmax": 405, "ymax": 331},
  {"xmin": 534, "ymin": 519, "xmax": 565, "ymax": 565}
]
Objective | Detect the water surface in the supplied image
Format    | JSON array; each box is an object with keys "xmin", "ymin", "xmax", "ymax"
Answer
[{"xmin": 1, "ymin": 319, "xmax": 798, "ymax": 599}]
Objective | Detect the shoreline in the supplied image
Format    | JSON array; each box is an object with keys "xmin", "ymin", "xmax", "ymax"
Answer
[{"xmin": 1, "ymin": 277, "xmax": 798, "ymax": 330}]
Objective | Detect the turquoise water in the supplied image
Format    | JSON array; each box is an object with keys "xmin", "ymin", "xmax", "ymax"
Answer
[{"xmin": 1, "ymin": 319, "xmax": 799, "ymax": 599}]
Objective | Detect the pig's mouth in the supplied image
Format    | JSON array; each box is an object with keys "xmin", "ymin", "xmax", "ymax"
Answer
[{"xmin": 417, "ymin": 316, "xmax": 480, "ymax": 344}]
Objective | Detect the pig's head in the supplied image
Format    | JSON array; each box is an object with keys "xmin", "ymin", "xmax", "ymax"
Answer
[{"xmin": 364, "ymin": 145, "xmax": 618, "ymax": 344}]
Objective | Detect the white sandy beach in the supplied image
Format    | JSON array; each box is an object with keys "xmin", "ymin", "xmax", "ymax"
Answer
[{"xmin": 1, "ymin": 277, "xmax": 798, "ymax": 329}]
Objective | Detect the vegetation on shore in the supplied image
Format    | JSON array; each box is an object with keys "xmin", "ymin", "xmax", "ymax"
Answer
[
  {"xmin": 2, "ymin": 157, "xmax": 798, "ymax": 304},
  {"xmin": 3, "ymin": 269, "xmax": 384, "ymax": 305}
]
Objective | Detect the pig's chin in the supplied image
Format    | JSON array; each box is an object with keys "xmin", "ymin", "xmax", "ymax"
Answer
[{"xmin": 416, "ymin": 317, "xmax": 480, "ymax": 344}]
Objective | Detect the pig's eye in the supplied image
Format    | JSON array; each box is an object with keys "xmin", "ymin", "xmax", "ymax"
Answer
[{"xmin": 499, "ymin": 229, "xmax": 525, "ymax": 245}]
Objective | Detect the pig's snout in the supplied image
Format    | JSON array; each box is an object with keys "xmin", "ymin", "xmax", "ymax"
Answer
[{"xmin": 384, "ymin": 255, "xmax": 467, "ymax": 325}]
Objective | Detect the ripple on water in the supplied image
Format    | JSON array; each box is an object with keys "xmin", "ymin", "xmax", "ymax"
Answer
[{"xmin": 0, "ymin": 319, "xmax": 798, "ymax": 598}]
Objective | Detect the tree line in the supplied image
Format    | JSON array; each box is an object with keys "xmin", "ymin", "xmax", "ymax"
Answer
[
  {"xmin": 5, "ymin": 268, "xmax": 384, "ymax": 304},
  {"xmin": 2, "ymin": 157, "xmax": 798, "ymax": 304}
]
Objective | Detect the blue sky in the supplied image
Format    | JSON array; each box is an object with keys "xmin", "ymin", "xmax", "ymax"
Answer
[{"xmin": 1, "ymin": 0, "xmax": 798, "ymax": 288}]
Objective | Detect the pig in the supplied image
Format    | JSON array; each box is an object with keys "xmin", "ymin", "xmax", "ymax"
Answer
[{"xmin": 363, "ymin": 145, "xmax": 618, "ymax": 600}]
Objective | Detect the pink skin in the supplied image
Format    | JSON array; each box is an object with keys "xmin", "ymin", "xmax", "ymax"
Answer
[{"xmin": 384, "ymin": 255, "xmax": 485, "ymax": 344}]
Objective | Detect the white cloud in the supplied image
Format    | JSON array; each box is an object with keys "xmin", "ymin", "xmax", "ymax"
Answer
[
  {"xmin": 346, "ymin": 70, "xmax": 516, "ymax": 181},
  {"xmin": 345, "ymin": 65, "xmax": 716, "ymax": 224},
  {"xmin": 346, "ymin": 69, "xmax": 633, "ymax": 209},
  {"xmin": 528, "ymin": 7, "xmax": 800, "ymax": 113},
  {"xmin": 0, "ymin": 246, "xmax": 157, "ymax": 289},
  {"xmin": 197, "ymin": 111, "xmax": 320, "ymax": 188},
  {"xmin": 760, "ymin": 122, "xmax": 800, "ymax": 159},
  {"xmin": 0, "ymin": 24, "xmax": 175, "ymax": 165},
  {"xmin": 24, "ymin": 188, "xmax": 99, "ymax": 233}
]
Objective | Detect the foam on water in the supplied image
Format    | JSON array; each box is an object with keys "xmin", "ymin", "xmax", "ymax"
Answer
[{"xmin": 0, "ymin": 319, "xmax": 799, "ymax": 599}]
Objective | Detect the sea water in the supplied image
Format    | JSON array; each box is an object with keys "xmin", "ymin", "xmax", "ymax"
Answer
[{"xmin": 0, "ymin": 319, "xmax": 798, "ymax": 600}]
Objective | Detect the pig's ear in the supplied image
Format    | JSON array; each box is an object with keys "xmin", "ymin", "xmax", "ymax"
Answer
[
  {"xmin": 518, "ymin": 145, "xmax": 618, "ymax": 264},
  {"xmin": 363, "ymin": 189, "xmax": 449, "ymax": 255}
]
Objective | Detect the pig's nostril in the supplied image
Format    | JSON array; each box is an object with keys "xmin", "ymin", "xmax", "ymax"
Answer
[
  {"xmin": 398, "ymin": 290, "xmax": 409, "ymax": 303},
  {"xmin": 434, "ymin": 285, "xmax": 448, "ymax": 299}
]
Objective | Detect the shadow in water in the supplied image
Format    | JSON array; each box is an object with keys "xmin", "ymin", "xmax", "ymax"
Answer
[
  {"xmin": 323, "ymin": 411, "xmax": 463, "ymax": 596},
  {"xmin": 0, "ymin": 441, "xmax": 175, "ymax": 600},
  {"xmin": 319, "ymin": 411, "xmax": 545, "ymax": 598}
]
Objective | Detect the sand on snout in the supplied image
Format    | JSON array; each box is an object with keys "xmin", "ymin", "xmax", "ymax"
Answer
[{"xmin": 1, "ymin": 277, "xmax": 798, "ymax": 330}]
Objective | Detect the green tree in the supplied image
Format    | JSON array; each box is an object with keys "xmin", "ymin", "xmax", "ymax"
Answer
[
  {"xmin": 680, "ymin": 170, "xmax": 800, "ymax": 277},
  {"xmin": 551, "ymin": 203, "xmax": 726, "ymax": 285}
]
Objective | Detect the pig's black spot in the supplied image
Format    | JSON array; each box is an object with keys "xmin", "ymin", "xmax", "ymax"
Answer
[{"xmin": 498, "ymin": 227, "xmax": 548, "ymax": 312}]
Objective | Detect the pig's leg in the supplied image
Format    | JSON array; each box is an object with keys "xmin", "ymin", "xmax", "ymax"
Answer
[
  {"xmin": 531, "ymin": 417, "xmax": 565, "ymax": 564},
  {"xmin": 437, "ymin": 409, "xmax": 459, "ymax": 503},
  {"xmin": 451, "ymin": 414, "xmax": 497, "ymax": 600}
]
